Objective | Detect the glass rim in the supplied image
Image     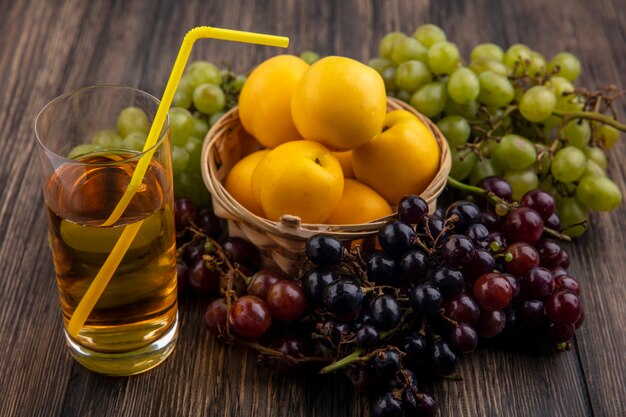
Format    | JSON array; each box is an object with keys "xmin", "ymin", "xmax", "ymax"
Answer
[{"xmin": 34, "ymin": 85, "xmax": 169, "ymax": 166}]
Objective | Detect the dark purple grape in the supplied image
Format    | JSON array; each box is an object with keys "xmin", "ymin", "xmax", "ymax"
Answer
[
  {"xmin": 545, "ymin": 213, "xmax": 562, "ymax": 231},
  {"xmin": 446, "ymin": 201, "xmax": 480, "ymax": 232},
  {"xmin": 506, "ymin": 242, "xmax": 540, "ymax": 276},
  {"xmin": 575, "ymin": 307, "xmax": 585, "ymax": 329},
  {"xmin": 441, "ymin": 234, "xmax": 475, "ymax": 267},
  {"xmin": 189, "ymin": 259, "xmax": 220, "ymax": 294},
  {"xmin": 502, "ymin": 273, "xmax": 521, "ymax": 298},
  {"xmin": 476, "ymin": 310, "xmax": 506, "ymax": 338},
  {"xmin": 176, "ymin": 262, "xmax": 189, "ymax": 295},
  {"xmin": 398, "ymin": 195, "xmax": 429, "ymax": 224},
  {"xmin": 545, "ymin": 290, "xmax": 582, "ymax": 325},
  {"xmin": 432, "ymin": 267, "xmax": 465, "ymax": 297},
  {"xmin": 403, "ymin": 389, "xmax": 437, "ymax": 417},
  {"xmin": 371, "ymin": 392, "xmax": 403, "ymax": 417},
  {"xmin": 356, "ymin": 325, "xmax": 380, "ymax": 348},
  {"xmin": 559, "ymin": 249, "xmax": 570, "ymax": 268},
  {"xmin": 349, "ymin": 367, "xmax": 376, "ymax": 393},
  {"xmin": 503, "ymin": 207, "xmax": 544, "ymax": 244},
  {"xmin": 248, "ymin": 269, "xmax": 285, "ymax": 299},
  {"xmin": 535, "ymin": 239, "xmax": 563, "ymax": 269},
  {"xmin": 410, "ymin": 284, "xmax": 442, "ymax": 315},
  {"xmin": 370, "ymin": 294, "xmax": 402, "ymax": 330},
  {"xmin": 270, "ymin": 333, "xmax": 313, "ymax": 358},
  {"xmin": 551, "ymin": 267, "xmax": 569, "ymax": 278},
  {"xmin": 400, "ymin": 249, "xmax": 429, "ymax": 282},
  {"xmin": 197, "ymin": 209, "xmax": 222, "ymax": 238},
  {"xmin": 367, "ymin": 252, "xmax": 399, "ymax": 284},
  {"xmin": 465, "ymin": 249, "xmax": 496, "ymax": 283},
  {"xmin": 183, "ymin": 243, "xmax": 205, "ymax": 266},
  {"xmin": 450, "ymin": 323, "xmax": 478, "ymax": 353},
  {"xmin": 477, "ymin": 176, "xmax": 513, "ymax": 201},
  {"xmin": 424, "ymin": 215, "xmax": 445, "ymax": 238},
  {"xmin": 486, "ymin": 232, "xmax": 507, "ymax": 254},
  {"xmin": 441, "ymin": 293, "xmax": 480, "ymax": 325},
  {"xmin": 402, "ymin": 333, "xmax": 429, "ymax": 363},
  {"xmin": 378, "ymin": 220, "xmax": 415, "ymax": 256},
  {"xmin": 302, "ymin": 267, "xmax": 336, "ymax": 301},
  {"xmin": 372, "ymin": 349, "xmax": 401, "ymax": 378},
  {"xmin": 204, "ymin": 298, "xmax": 227, "ymax": 333},
  {"xmin": 319, "ymin": 321, "xmax": 350, "ymax": 347},
  {"xmin": 466, "ymin": 223, "xmax": 490, "ymax": 246},
  {"xmin": 521, "ymin": 189, "xmax": 556, "ymax": 221},
  {"xmin": 324, "ymin": 280, "xmax": 363, "ymax": 317},
  {"xmin": 431, "ymin": 339, "xmax": 459, "ymax": 375},
  {"xmin": 223, "ymin": 237, "xmax": 261, "ymax": 270},
  {"xmin": 477, "ymin": 211, "xmax": 501, "ymax": 232},
  {"xmin": 521, "ymin": 267, "xmax": 555, "ymax": 298},
  {"xmin": 555, "ymin": 275, "xmax": 580, "ymax": 295},
  {"xmin": 521, "ymin": 299, "xmax": 545, "ymax": 326},
  {"xmin": 548, "ymin": 323, "xmax": 575, "ymax": 344},
  {"xmin": 174, "ymin": 197, "xmax": 197, "ymax": 231},
  {"xmin": 306, "ymin": 234, "xmax": 344, "ymax": 266}
]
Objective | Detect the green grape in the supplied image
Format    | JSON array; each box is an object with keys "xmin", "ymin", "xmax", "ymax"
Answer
[
  {"xmin": 449, "ymin": 148, "xmax": 477, "ymax": 181},
  {"xmin": 479, "ymin": 139, "xmax": 497, "ymax": 158},
  {"xmin": 390, "ymin": 36, "xmax": 428, "ymax": 64},
  {"xmin": 171, "ymin": 145, "xmax": 190, "ymax": 175},
  {"xmin": 469, "ymin": 59, "xmax": 508, "ymax": 76},
  {"xmin": 300, "ymin": 50, "xmax": 320, "ymax": 65},
  {"xmin": 184, "ymin": 136, "xmax": 203, "ymax": 172},
  {"xmin": 379, "ymin": 32, "xmax": 405, "ymax": 59},
  {"xmin": 444, "ymin": 99, "xmax": 480, "ymax": 119},
  {"xmin": 470, "ymin": 157, "xmax": 501, "ymax": 184},
  {"xmin": 503, "ymin": 44, "xmax": 532, "ymax": 74},
  {"xmin": 413, "ymin": 24, "xmax": 446, "ymax": 48},
  {"xmin": 492, "ymin": 134, "xmax": 537, "ymax": 170},
  {"xmin": 541, "ymin": 115, "xmax": 563, "ymax": 141},
  {"xmin": 539, "ymin": 177, "xmax": 560, "ymax": 199},
  {"xmin": 67, "ymin": 143, "xmax": 101, "ymax": 160},
  {"xmin": 447, "ymin": 67, "xmax": 480, "ymax": 104},
  {"xmin": 562, "ymin": 119, "xmax": 591, "ymax": 148},
  {"xmin": 173, "ymin": 171, "xmax": 211, "ymax": 207},
  {"xmin": 173, "ymin": 89, "xmax": 192, "ymax": 109},
  {"xmin": 427, "ymin": 41, "xmax": 460, "ymax": 75},
  {"xmin": 584, "ymin": 146, "xmax": 607, "ymax": 170},
  {"xmin": 527, "ymin": 51, "xmax": 547, "ymax": 76},
  {"xmin": 193, "ymin": 83, "xmax": 226, "ymax": 115},
  {"xmin": 228, "ymin": 75, "xmax": 247, "ymax": 93},
  {"xmin": 169, "ymin": 107, "xmax": 195, "ymax": 147},
  {"xmin": 535, "ymin": 144, "xmax": 551, "ymax": 175},
  {"xmin": 123, "ymin": 132, "xmax": 147, "ymax": 151},
  {"xmin": 549, "ymin": 76, "xmax": 574, "ymax": 97},
  {"xmin": 477, "ymin": 71, "xmax": 515, "ymax": 107},
  {"xmin": 395, "ymin": 90, "xmax": 412, "ymax": 102},
  {"xmin": 548, "ymin": 52, "xmax": 581, "ymax": 81},
  {"xmin": 576, "ymin": 176, "xmax": 622, "ymax": 211},
  {"xmin": 519, "ymin": 86, "xmax": 556, "ymax": 122},
  {"xmin": 551, "ymin": 146, "xmax": 587, "ymax": 182},
  {"xmin": 470, "ymin": 43, "xmax": 504, "ymax": 62},
  {"xmin": 558, "ymin": 197, "xmax": 589, "ymax": 237},
  {"xmin": 381, "ymin": 65, "xmax": 397, "ymax": 93},
  {"xmin": 595, "ymin": 124, "xmax": 620, "ymax": 149},
  {"xmin": 192, "ymin": 116, "xmax": 210, "ymax": 139},
  {"xmin": 178, "ymin": 74, "xmax": 195, "ymax": 95},
  {"xmin": 394, "ymin": 60, "xmax": 432, "ymax": 92},
  {"xmin": 436, "ymin": 115, "xmax": 471, "ymax": 147},
  {"xmin": 582, "ymin": 159, "xmax": 606, "ymax": 178},
  {"xmin": 368, "ymin": 57, "xmax": 394, "ymax": 74},
  {"xmin": 410, "ymin": 81, "xmax": 447, "ymax": 118},
  {"xmin": 209, "ymin": 111, "xmax": 225, "ymax": 126},
  {"xmin": 187, "ymin": 61, "xmax": 222, "ymax": 89},
  {"xmin": 117, "ymin": 106, "xmax": 149, "ymax": 137},
  {"xmin": 504, "ymin": 169, "xmax": 539, "ymax": 201},
  {"xmin": 92, "ymin": 129, "xmax": 123, "ymax": 148}
]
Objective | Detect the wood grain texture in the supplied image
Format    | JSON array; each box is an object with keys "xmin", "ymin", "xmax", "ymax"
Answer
[{"xmin": 0, "ymin": 0, "xmax": 624, "ymax": 416}]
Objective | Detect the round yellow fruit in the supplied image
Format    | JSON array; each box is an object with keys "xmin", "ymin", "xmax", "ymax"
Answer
[
  {"xmin": 225, "ymin": 150, "xmax": 270, "ymax": 216},
  {"xmin": 353, "ymin": 110, "xmax": 440, "ymax": 204},
  {"xmin": 326, "ymin": 179, "xmax": 393, "ymax": 224},
  {"xmin": 332, "ymin": 151, "xmax": 355, "ymax": 179},
  {"xmin": 291, "ymin": 56, "xmax": 387, "ymax": 151},
  {"xmin": 238, "ymin": 55, "xmax": 309, "ymax": 148},
  {"xmin": 252, "ymin": 141, "xmax": 344, "ymax": 223}
]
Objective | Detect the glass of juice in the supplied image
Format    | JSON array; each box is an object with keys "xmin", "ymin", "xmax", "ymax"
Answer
[{"xmin": 34, "ymin": 86, "xmax": 178, "ymax": 376}]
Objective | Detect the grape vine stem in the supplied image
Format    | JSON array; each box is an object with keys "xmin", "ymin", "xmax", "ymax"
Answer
[
  {"xmin": 445, "ymin": 176, "xmax": 572, "ymax": 242},
  {"xmin": 552, "ymin": 109, "xmax": 626, "ymax": 132}
]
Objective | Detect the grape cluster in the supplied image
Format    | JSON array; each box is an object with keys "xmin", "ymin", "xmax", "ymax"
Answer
[{"xmin": 369, "ymin": 24, "xmax": 624, "ymax": 237}]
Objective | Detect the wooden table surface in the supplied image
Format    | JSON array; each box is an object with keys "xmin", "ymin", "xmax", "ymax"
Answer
[{"xmin": 1, "ymin": 0, "xmax": 625, "ymax": 416}]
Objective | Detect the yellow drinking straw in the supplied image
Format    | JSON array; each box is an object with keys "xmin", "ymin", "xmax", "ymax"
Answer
[{"xmin": 67, "ymin": 26, "xmax": 289, "ymax": 338}]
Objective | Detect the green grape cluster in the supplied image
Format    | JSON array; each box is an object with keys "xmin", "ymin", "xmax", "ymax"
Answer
[{"xmin": 369, "ymin": 24, "xmax": 624, "ymax": 237}]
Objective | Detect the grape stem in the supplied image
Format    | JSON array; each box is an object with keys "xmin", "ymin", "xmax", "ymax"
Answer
[
  {"xmin": 445, "ymin": 176, "xmax": 572, "ymax": 242},
  {"xmin": 319, "ymin": 349, "xmax": 365, "ymax": 374},
  {"xmin": 552, "ymin": 109, "xmax": 626, "ymax": 132}
]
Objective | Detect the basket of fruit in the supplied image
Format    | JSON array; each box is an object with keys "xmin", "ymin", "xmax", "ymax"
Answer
[{"xmin": 201, "ymin": 55, "xmax": 451, "ymax": 273}]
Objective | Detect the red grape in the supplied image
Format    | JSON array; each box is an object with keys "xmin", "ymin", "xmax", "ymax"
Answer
[
  {"xmin": 189, "ymin": 259, "xmax": 220, "ymax": 294},
  {"xmin": 502, "ymin": 273, "xmax": 521, "ymax": 299},
  {"xmin": 521, "ymin": 299, "xmax": 545, "ymax": 326},
  {"xmin": 247, "ymin": 269, "xmax": 285, "ymax": 299},
  {"xmin": 477, "ymin": 176, "xmax": 513, "ymax": 201},
  {"xmin": 266, "ymin": 280, "xmax": 308, "ymax": 321},
  {"xmin": 503, "ymin": 207, "xmax": 544, "ymax": 244},
  {"xmin": 473, "ymin": 273, "xmax": 513, "ymax": 311},
  {"xmin": 476, "ymin": 310, "xmax": 506, "ymax": 338},
  {"xmin": 555, "ymin": 275, "xmax": 580, "ymax": 295},
  {"xmin": 521, "ymin": 267, "xmax": 555, "ymax": 298},
  {"xmin": 197, "ymin": 209, "xmax": 222, "ymax": 238},
  {"xmin": 505, "ymin": 242, "xmax": 540, "ymax": 276},
  {"xmin": 174, "ymin": 197, "xmax": 197, "ymax": 231},
  {"xmin": 552, "ymin": 267, "xmax": 569, "ymax": 278},
  {"xmin": 228, "ymin": 295, "xmax": 272, "ymax": 339},
  {"xmin": 535, "ymin": 239, "xmax": 563, "ymax": 269},
  {"xmin": 521, "ymin": 189, "xmax": 556, "ymax": 221},
  {"xmin": 223, "ymin": 237, "xmax": 261, "ymax": 270},
  {"xmin": 545, "ymin": 291, "xmax": 582, "ymax": 325},
  {"xmin": 204, "ymin": 298, "xmax": 228, "ymax": 333},
  {"xmin": 441, "ymin": 293, "xmax": 480, "ymax": 325},
  {"xmin": 548, "ymin": 323, "xmax": 575, "ymax": 343},
  {"xmin": 176, "ymin": 262, "xmax": 189, "ymax": 295},
  {"xmin": 450, "ymin": 323, "xmax": 478, "ymax": 353}
]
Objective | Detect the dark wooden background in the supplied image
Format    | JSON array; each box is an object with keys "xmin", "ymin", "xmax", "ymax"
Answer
[{"xmin": 1, "ymin": 0, "xmax": 624, "ymax": 416}]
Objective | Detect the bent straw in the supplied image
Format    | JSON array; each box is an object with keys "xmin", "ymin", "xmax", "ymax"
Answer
[{"xmin": 67, "ymin": 27, "xmax": 289, "ymax": 338}]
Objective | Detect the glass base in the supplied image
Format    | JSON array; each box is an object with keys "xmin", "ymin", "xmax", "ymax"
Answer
[{"xmin": 64, "ymin": 313, "xmax": 178, "ymax": 376}]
